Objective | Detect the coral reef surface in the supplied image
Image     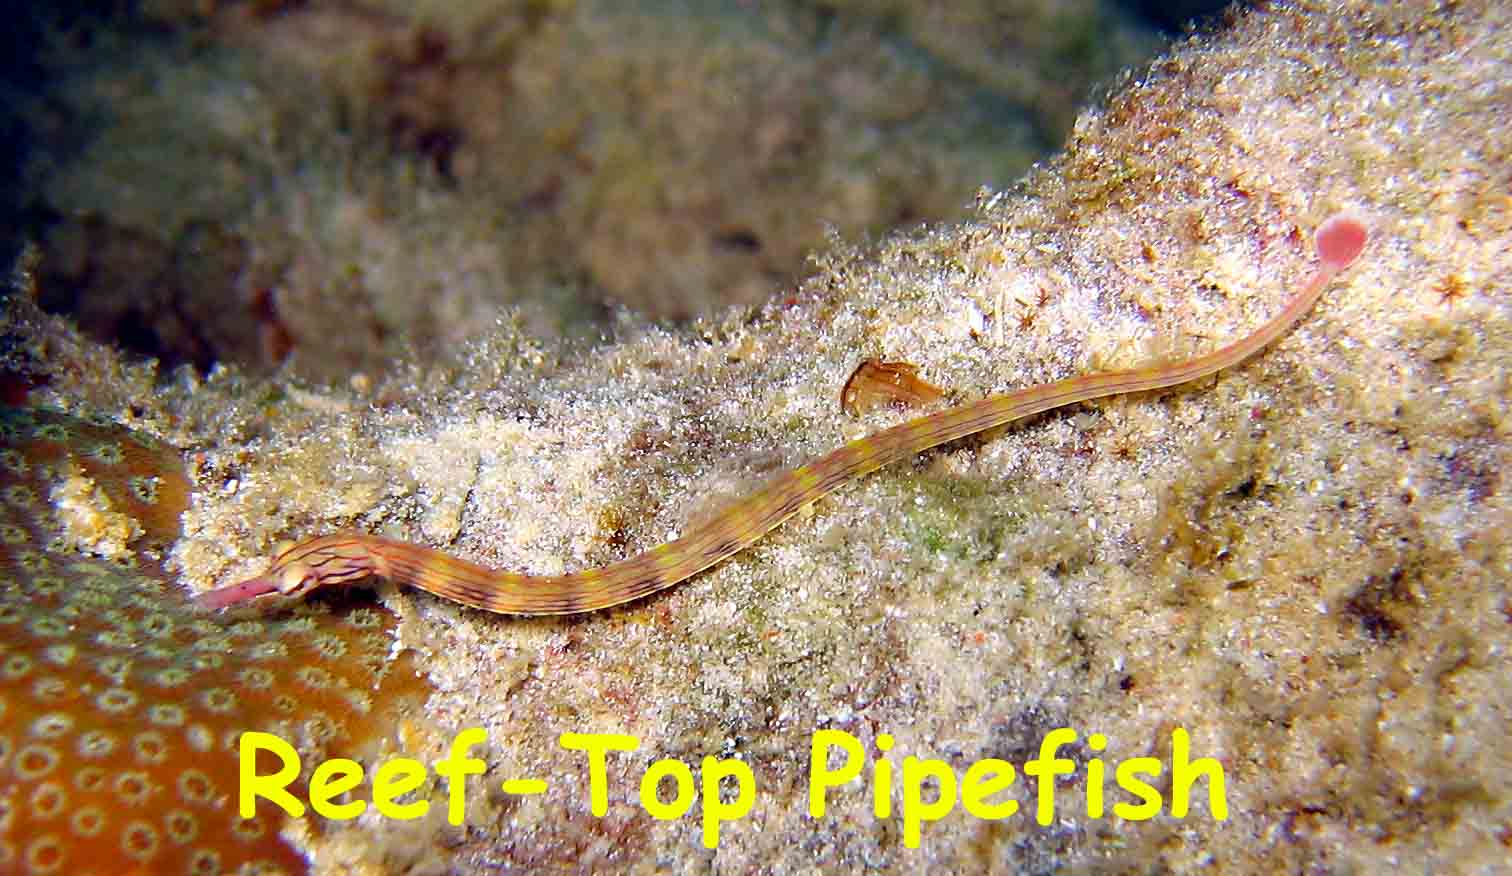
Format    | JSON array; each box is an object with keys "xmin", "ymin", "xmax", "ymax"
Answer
[{"xmin": 4, "ymin": 0, "xmax": 1509, "ymax": 873}]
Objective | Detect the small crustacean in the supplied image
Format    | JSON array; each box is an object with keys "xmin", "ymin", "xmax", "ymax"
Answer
[
  {"xmin": 201, "ymin": 214, "xmax": 1368, "ymax": 616},
  {"xmin": 840, "ymin": 359, "xmax": 948, "ymax": 416}
]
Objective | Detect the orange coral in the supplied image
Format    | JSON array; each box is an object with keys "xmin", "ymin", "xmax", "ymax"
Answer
[{"xmin": 0, "ymin": 409, "xmax": 426, "ymax": 876}]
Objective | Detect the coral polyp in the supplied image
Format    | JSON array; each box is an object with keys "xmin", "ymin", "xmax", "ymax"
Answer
[{"xmin": 0, "ymin": 409, "xmax": 425, "ymax": 876}]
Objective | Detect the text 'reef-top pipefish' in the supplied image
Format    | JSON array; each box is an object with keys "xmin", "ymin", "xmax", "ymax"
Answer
[{"xmin": 201, "ymin": 214, "xmax": 1369, "ymax": 616}]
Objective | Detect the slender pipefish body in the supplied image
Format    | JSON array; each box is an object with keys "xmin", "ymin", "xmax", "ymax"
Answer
[{"xmin": 201, "ymin": 214, "xmax": 1369, "ymax": 616}]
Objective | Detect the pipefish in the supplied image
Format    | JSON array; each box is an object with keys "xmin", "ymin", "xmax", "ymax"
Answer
[{"xmin": 201, "ymin": 214, "xmax": 1368, "ymax": 616}]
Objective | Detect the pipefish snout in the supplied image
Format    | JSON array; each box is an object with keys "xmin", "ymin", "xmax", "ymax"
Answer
[{"xmin": 202, "ymin": 213, "xmax": 1369, "ymax": 616}]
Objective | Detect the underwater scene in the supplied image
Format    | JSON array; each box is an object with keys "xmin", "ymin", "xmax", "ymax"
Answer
[{"xmin": 1, "ymin": 1, "xmax": 1507, "ymax": 873}]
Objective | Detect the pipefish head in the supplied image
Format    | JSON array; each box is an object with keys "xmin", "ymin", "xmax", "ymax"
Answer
[{"xmin": 198, "ymin": 533, "xmax": 382, "ymax": 609}]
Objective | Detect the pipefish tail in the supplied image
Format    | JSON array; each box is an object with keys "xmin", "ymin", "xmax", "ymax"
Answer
[{"xmin": 202, "ymin": 214, "xmax": 1369, "ymax": 616}]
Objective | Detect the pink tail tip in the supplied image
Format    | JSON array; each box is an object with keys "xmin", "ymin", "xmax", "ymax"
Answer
[
  {"xmin": 1315, "ymin": 214, "xmax": 1368, "ymax": 272},
  {"xmin": 198, "ymin": 575, "xmax": 279, "ymax": 610}
]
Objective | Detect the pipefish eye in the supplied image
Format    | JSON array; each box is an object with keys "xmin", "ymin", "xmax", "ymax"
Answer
[{"xmin": 276, "ymin": 562, "xmax": 317, "ymax": 595}]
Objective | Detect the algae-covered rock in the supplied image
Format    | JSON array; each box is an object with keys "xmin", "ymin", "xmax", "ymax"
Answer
[
  {"xmin": 16, "ymin": 0, "xmax": 1149, "ymax": 382},
  {"xmin": 7, "ymin": 0, "xmax": 1510, "ymax": 873}
]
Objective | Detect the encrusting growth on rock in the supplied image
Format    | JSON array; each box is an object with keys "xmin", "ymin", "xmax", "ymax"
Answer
[{"xmin": 201, "ymin": 213, "xmax": 1368, "ymax": 618}]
